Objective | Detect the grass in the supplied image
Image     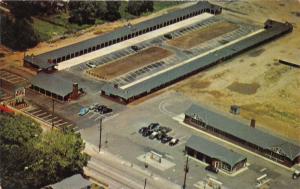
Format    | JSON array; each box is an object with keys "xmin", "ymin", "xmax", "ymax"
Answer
[
  {"xmin": 32, "ymin": 1, "xmax": 185, "ymax": 42},
  {"xmin": 32, "ymin": 17, "xmax": 67, "ymax": 41}
]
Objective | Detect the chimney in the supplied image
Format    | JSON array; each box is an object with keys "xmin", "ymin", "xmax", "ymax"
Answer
[
  {"xmin": 70, "ymin": 83, "xmax": 79, "ymax": 100},
  {"xmin": 250, "ymin": 119, "xmax": 256, "ymax": 128}
]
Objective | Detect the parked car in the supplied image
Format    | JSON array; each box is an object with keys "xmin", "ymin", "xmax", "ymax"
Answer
[
  {"xmin": 169, "ymin": 138, "xmax": 179, "ymax": 146},
  {"xmin": 292, "ymin": 170, "xmax": 300, "ymax": 179},
  {"xmin": 131, "ymin": 45, "xmax": 140, "ymax": 52},
  {"xmin": 95, "ymin": 105, "xmax": 112, "ymax": 114},
  {"xmin": 149, "ymin": 131, "xmax": 159, "ymax": 140},
  {"xmin": 205, "ymin": 165, "xmax": 219, "ymax": 174},
  {"xmin": 148, "ymin": 123, "xmax": 160, "ymax": 132},
  {"xmin": 139, "ymin": 127, "xmax": 147, "ymax": 134},
  {"xmin": 89, "ymin": 103, "xmax": 99, "ymax": 110},
  {"xmin": 159, "ymin": 126, "xmax": 172, "ymax": 134},
  {"xmin": 164, "ymin": 34, "xmax": 173, "ymax": 39},
  {"xmin": 86, "ymin": 61, "xmax": 96, "ymax": 68},
  {"xmin": 142, "ymin": 128, "xmax": 153, "ymax": 137},
  {"xmin": 161, "ymin": 135, "xmax": 173, "ymax": 144},
  {"xmin": 78, "ymin": 107, "xmax": 89, "ymax": 116},
  {"xmin": 156, "ymin": 132, "xmax": 166, "ymax": 140}
]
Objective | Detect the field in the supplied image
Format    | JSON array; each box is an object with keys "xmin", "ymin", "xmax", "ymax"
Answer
[
  {"xmin": 167, "ymin": 22, "xmax": 239, "ymax": 49},
  {"xmin": 88, "ymin": 47, "xmax": 172, "ymax": 80},
  {"xmin": 173, "ymin": 0, "xmax": 300, "ymax": 142}
]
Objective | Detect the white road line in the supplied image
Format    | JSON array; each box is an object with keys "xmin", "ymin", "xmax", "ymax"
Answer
[
  {"xmin": 35, "ymin": 112, "xmax": 48, "ymax": 117},
  {"xmin": 103, "ymin": 113, "xmax": 119, "ymax": 123},
  {"xmin": 30, "ymin": 109, "xmax": 43, "ymax": 115}
]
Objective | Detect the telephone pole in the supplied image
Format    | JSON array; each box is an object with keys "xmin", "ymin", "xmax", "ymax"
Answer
[
  {"xmin": 183, "ymin": 156, "xmax": 189, "ymax": 189},
  {"xmin": 99, "ymin": 117, "xmax": 103, "ymax": 152},
  {"xmin": 144, "ymin": 178, "xmax": 147, "ymax": 189}
]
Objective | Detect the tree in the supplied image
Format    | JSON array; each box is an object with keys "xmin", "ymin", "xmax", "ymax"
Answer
[
  {"xmin": 127, "ymin": 1, "xmax": 154, "ymax": 16},
  {"xmin": 0, "ymin": 115, "xmax": 89, "ymax": 189},
  {"xmin": 104, "ymin": 1, "xmax": 121, "ymax": 21},
  {"xmin": 68, "ymin": 1, "xmax": 107, "ymax": 25},
  {"xmin": 1, "ymin": 15, "xmax": 39, "ymax": 50}
]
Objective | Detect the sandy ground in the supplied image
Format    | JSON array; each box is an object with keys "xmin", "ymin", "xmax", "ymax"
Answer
[
  {"xmin": 167, "ymin": 21, "xmax": 239, "ymax": 49},
  {"xmin": 88, "ymin": 47, "xmax": 172, "ymax": 80},
  {"xmin": 173, "ymin": 0, "xmax": 300, "ymax": 142}
]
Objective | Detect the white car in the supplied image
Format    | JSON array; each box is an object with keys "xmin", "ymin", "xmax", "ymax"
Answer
[
  {"xmin": 149, "ymin": 131, "xmax": 158, "ymax": 140},
  {"xmin": 86, "ymin": 62, "xmax": 96, "ymax": 68}
]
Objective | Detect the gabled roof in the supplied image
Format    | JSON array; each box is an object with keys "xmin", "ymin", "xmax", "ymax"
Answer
[
  {"xmin": 30, "ymin": 73, "xmax": 74, "ymax": 97},
  {"xmin": 185, "ymin": 104, "xmax": 300, "ymax": 161},
  {"xmin": 47, "ymin": 174, "xmax": 92, "ymax": 189},
  {"xmin": 186, "ymin": 135, "xmax": 246, "ymax": 167}
]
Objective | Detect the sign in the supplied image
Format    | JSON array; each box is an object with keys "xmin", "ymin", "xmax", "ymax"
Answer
[{"xmin": 15, "ymin": 87, "xmax": 25, "ymax": 98}]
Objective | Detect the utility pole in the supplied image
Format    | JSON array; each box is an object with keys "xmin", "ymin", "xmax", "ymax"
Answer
[
  {"xmin": 144, "ymin": 178, "xmax": 147, "ymax": 189},
  {"xmin": 183, "ymin": 156, "xmax": 189, "ymax": 189},
  {"xmin": 99, "ymin": 117, "xmax": 103, "ymax": 152},
  {"xmin": 52, "ymin": 98, "xmax": 54, "ymax": 130}
]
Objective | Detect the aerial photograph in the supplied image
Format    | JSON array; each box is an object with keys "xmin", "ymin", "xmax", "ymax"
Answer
[{"xmin": 0, "ymin": 0, "xmax": 300, "ymax": 189}]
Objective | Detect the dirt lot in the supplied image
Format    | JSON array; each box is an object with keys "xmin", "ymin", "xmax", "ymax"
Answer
[
  {"xmin": 173, "ymin": 0, "xmax": 300, "ymax": 142},
  {"xmin": 88, "ymin": 47, "xmax": 172, "ymax": 80},
  {"xmin": 167, "ymin": 21, "xmax": 239, "ymax": 49}
]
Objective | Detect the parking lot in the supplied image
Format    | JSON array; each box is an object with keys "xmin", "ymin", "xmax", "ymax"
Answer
[
  {"xmin": 80, "ymin": 91, "xmax": 300, "ymax": 189},
  {"xmin": 67, "ymin": 15, "xmax": 258, "ymax": 89},
  {"xmin": 0, "ymin": 70, "xmax": 28, "ymax": 85},
  {"xmin": 22, "ymin": 105, "xmax": 78, "ymax": 131}
]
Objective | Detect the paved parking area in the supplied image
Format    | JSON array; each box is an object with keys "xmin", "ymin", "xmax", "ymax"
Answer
[
  {"xmin": 22, "ymin": 105, "xmax": 78, "ymax": 131},
  {"xmin": 0, "ymin": 70, "xmax": 28, "ymax": 84},
  {"xmin": 80, "ymin": 91, "xmax": 300, "ymax": 189}
]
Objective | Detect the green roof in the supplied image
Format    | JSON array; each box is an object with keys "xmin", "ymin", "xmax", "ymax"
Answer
[{"xmin": 186, "ymin": 135, "xmax": 246, "ymax": 167}]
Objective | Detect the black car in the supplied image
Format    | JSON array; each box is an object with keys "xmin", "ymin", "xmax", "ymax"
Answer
[
  {"xmin": 131, "ymin": 45, "xmax": 140, "ymax": 52},
  {"xmin": 148, "ymin": 123, "xmax": 160, "ymax": 132},
  {"xmin": 142, "ymin": 128, "xmax": 153, "ymax": 137},
  {"xmin": 96, "ymin": 105, "xmax": 112, "ymax": 114},
  {"xmin": 139, "ymin": 127, "xmax": 147, "ymax": 134},
  {"xmin": 205, "ymin": 165, "xmax": 219, "ymax": 174},
  {"xmin": 164, "ymin": 34, "xmax": 173, "ymax": 39},
  {"xmin": 159, "ymin": 126, "xmax": 172, "ymax": 134},
  {"xmin": 161, "ymin": 135, "xmax": 173, "ymax": 144},
  {"xmin": 156, "ymin": 132, "xmax": 166, "ymax": 140}
]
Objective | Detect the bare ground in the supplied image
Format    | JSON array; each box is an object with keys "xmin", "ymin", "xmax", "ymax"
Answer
[
  {"xmin": 167, "ymin": 22, "xmax": 239, "ymax": 49},
  {"xmin": 88, "ymin": 47, "xmax": 172, "ymax": 80},
  {"xmin": 173, "ymin": 0, "xmax": 300, "ymax": 142}
]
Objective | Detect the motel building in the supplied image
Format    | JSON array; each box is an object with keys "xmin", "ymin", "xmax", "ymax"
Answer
[{"xmin": 186, "ymin": 135, "xmax": 247, "ymax": 174}]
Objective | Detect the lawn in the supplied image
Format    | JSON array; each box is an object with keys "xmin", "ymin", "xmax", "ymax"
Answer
[{"xmin": 33, "ymin": 1, "xmax": 185, "ymax": 42}]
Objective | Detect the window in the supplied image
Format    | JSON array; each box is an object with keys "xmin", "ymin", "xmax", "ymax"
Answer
[
  {"xmin": 101, "ymin": 43, "xmax": 105, "ymax": 48},
  {"xmin": 88, "ymin": 47, "xmax": 91, "ymax": 52},
  {"xmin": 113, "ymin": 39, "xmax": 116, "ymax": 44},
  {"xmin": 71, "ymin": 53, "xmax": 74, "ymax": 58},
  {"xmin": 92, "ymin": 46, "xmax": 96, "ymax": 51},
  {"xmin": 96, "ymin": 45, "xmax": 100, "ymax": 49},
  {"xmin": 109, "ymin": 40, "xmax": 112, "ymax": 45},
  {"xmin": 84, "ymin": 49, "xmax": 87, "ymax": 53},
  {"xmin": 62, "ymin": 56, "xmax": 66, "ymax": 61},
  {"xmin": 66, "ymin": 55, "xmax": 70, "ymax": 60},
  {"xmin": 80, "ymin": 50, "xmax": 83, "ymax": 55}
]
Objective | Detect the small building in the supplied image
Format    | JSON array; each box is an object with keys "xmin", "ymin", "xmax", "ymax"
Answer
[
  {"xmin": 186, "ymin": 135, "xmax": 247, "ymax": 173},
  {"xmin": 42, "ymin": 174, "xmax": 92, "ymax": 189},
  {"xmin": 184, "ymin": 104, "xmax": 300, "ymax": 167},
  {"xmin": 30, "ymin": 73, "xmax": 82, "ymax": 101}
]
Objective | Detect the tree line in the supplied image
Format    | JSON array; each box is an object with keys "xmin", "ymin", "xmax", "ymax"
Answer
[
  {"xmin": 1, "ymin": 0, "xmax": 155, "ymax": 51},
  {"xmin": 0, "ymin": 114, "xmax": 89, "ymax": 189}
]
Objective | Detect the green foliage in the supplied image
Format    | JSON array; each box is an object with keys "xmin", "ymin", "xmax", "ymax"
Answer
[
  {"xmin": 0, "ymin": 115, "xmax": 89, "ymax": 189},
  {"xmin": 127, "ymin": 1, "xmax": 154, "ymax": 16},
  {"xmin": 1, "ymin": 15, "xmax": 40, "ymax": 51},
  {"xmin": 68, "ymin": 1, "xmax": 107, "ymax": 25},
  {"xmin": 104, "ymin": 1, "xmax": 121, "ymax": 21}
]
